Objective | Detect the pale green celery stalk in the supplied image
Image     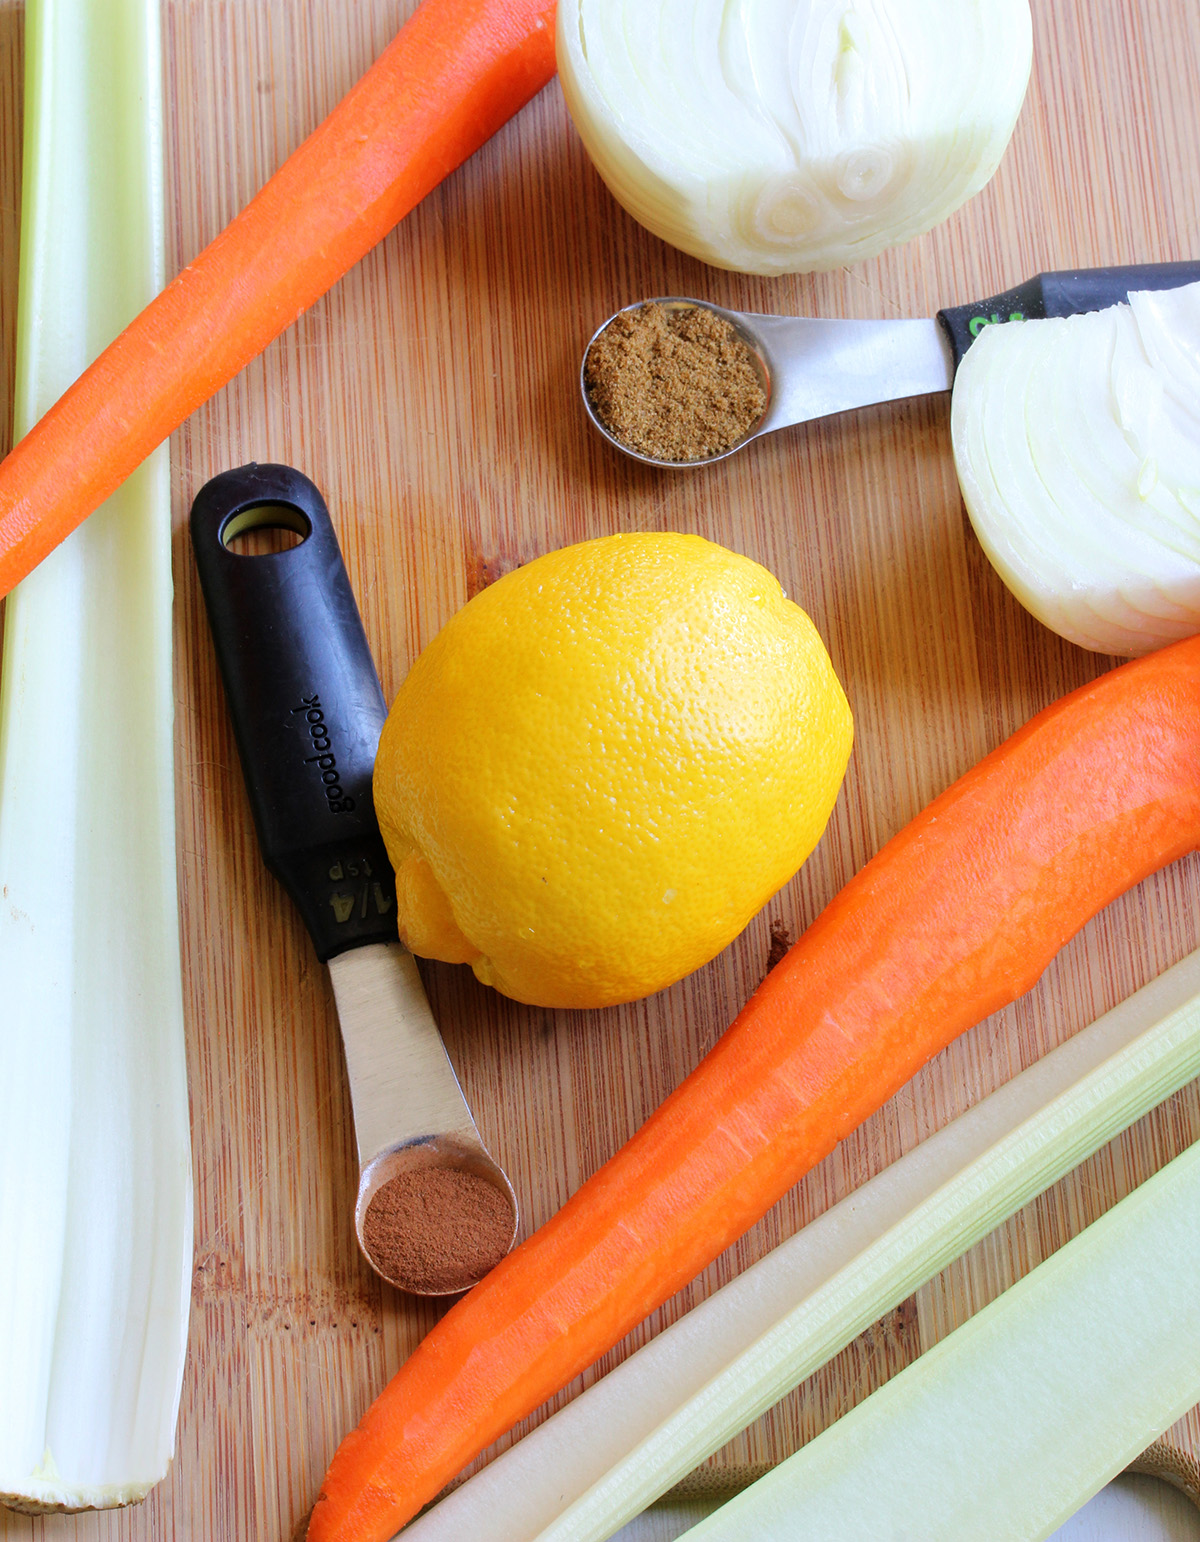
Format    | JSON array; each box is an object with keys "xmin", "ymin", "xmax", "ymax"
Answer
[
  {"xmin": 0, "ymin": 0, "xmax": 191, "ymax": 1513},
  {"xmin": 401, "ymin": 947, "xmax": 1200, "ymax": 1542},
  {"xmin": 689, "ymin": 1135, "xmax": 1200, "ymax": 1542}
]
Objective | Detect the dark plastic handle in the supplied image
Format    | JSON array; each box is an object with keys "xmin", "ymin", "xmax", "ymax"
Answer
[
  {"xmin": 190, "ymin": 463, "xmax": 397, "ymax": 962},
  {"xmin": 937, "ymin": 259, "xmax": 1200, "ymax": 367}
]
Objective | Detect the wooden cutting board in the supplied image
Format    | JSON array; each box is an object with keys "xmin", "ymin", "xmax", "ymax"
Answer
[{"xmin": 1, "ymin": 1, "xmax": 1199, "ymax": 1536}]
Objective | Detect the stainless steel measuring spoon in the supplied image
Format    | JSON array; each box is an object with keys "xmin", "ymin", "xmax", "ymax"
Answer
[
  {"xmin": 581, "ymin": 262, "xmax": 1200, "ymax": 468},
  {"xmin": 190, "ymin": 462, "xmax": 517, "ymax": 1296}
]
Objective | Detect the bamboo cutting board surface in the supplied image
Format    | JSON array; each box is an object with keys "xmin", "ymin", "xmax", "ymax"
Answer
[{"xmin": 2, "ymin": 1, "xmax": 1200, "ymax": 1536}]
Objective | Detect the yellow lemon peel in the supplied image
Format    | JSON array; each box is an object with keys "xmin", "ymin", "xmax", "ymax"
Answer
[{"xmin": 373, "ymin": 533, "xmax": 852, "ymax": 1008}]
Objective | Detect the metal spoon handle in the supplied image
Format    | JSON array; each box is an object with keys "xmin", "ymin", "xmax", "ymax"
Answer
[
  {"xmin": 743, "ymin": 311, "xmax": 954, "ymax": 436},
  {"xmin": 328, "ymin": 942, "xmax": 483, "ymax": 1168}
]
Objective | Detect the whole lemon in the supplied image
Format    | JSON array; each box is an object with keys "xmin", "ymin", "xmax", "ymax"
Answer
[{"xmin": 373, "ymin": 533, "xmax": 852, "ymax": 1008}]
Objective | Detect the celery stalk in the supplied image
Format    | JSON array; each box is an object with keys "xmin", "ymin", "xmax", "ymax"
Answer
[
  {"xmin": 0, "ymin": 0, "xmax": 191, "ymax": 1513},
  {"xmin": 689, "ymin": 1136, "xmax": 1200, "ymax": 1542},
  {"xmin": 402, "ymin": 947, "xmax": 1200, "ymax": 1542}
]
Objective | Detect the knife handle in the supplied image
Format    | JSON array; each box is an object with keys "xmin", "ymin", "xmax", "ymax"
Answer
[
  {"xmin": 936, "ymin": 259, "xmax": 1200, "ymax": 367},
  {"xmin": 190, "ymin": 463, "xmax": 398, "ymax": 962}
]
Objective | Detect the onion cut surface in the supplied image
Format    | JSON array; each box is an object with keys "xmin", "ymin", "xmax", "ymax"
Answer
[
  {"xmin": 952, "ymin": 281, "xmax": 1200, "ymax": 656},
  {"xmin": 0, "ymin": 0, "xmax": 192, "ymax": 1513},
  {"xmin": 557, "ymin": 0, "xmax": 1032, "ymax": 275}
]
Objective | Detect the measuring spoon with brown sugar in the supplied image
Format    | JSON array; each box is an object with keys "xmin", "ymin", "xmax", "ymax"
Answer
[
  {"xmin": 191, "ymin": 463, "xmax": 518, "ymax": 1297},
  {"xmin": 581, "ymin": 262, "xmax": 1200, "ymax": 468}
]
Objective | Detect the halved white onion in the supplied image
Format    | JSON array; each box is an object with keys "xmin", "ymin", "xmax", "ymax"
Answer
[
  {"xmin": 557, "ymin": 0, "xmax": 1033, "ymax": 275},
  {"xmin": 952, "ymin": 281, "xmax": 1200, "ymax": 656}
]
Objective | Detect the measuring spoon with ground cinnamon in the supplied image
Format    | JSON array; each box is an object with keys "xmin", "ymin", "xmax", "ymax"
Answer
[
  {"xmin": 191, "ymin": 463, "xmax": 518, "ymax": 1299},
  {"xmin": 328, "ymin": 943, "xmax": 519, "ymax": 1296}
]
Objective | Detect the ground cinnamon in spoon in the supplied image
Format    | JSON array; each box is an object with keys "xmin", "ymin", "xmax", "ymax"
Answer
[
  {"xmin": 362, "ymin": 1166, "xmax": 514, "ymax": 1294},
  {"xmin": 584, "ymin": 301, "xmax": 766, "ymax": 462}
]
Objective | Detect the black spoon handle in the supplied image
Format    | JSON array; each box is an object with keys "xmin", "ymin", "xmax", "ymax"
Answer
[
  {"xmin": 190, "ymin": 462, "xmax": 397, "ymax": 961},
  {"xmin": 937, "ymin": 259, "xmax": 1200, "ymax": 367}
]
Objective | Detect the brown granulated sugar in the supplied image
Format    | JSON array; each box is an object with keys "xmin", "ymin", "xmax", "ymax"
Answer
[{"xmin": 584, "ymin": 301, "xmax": 766, "ymax": 462}]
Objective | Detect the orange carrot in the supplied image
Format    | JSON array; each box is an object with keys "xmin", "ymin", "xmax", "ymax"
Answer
[
  {"xmin": 307, "ymin": 636, "xmax": 1200, "ymax": 1542},
  {"xmin": 0, "ymin": 0, "xmax": 555, "ymax": 596}
]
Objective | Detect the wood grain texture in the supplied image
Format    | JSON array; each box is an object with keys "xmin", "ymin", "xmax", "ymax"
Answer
[{"xmin": 0, "ymin": 0, "xmax": 1199, "ymax": 1536}]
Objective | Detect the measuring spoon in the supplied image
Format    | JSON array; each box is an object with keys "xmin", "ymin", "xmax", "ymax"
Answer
[
  {"xmin": 190, "ymin": 463, "xmax": 517, "ymax": 1296},
  {"xmin": 581, "ymin": 261, "xmax": 1200, "ymax": 468}
]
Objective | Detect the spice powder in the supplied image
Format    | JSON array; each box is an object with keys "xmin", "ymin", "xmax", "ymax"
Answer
[
  {"xmin": 584, "ymin": 301, "xmax": 766, "ymax": 462},
  {"xmin": 362, "ymin": 1165, "xmax": 514, "ymax": 1295}
]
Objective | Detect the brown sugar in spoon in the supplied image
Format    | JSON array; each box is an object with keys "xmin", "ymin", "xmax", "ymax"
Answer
[{"xmin": 191, "ymin": 463, "xmax": 517, "ymax": 1296}]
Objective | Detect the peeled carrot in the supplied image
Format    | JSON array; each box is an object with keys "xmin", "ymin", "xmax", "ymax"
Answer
[
  {"xmin": 307, "ymin": 636, "xmax": 1200, "ymax": 1542},
  {"xmin": 0, "ymin": 0, "xmax": 555, "ymax": 596}
]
